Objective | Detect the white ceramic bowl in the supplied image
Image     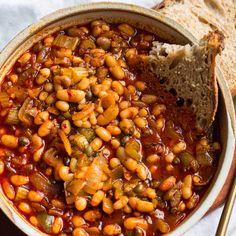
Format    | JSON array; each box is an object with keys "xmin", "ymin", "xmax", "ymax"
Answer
[{"xmin": 0, "ymin": 3, "xmax": 235, "ymax": 236}]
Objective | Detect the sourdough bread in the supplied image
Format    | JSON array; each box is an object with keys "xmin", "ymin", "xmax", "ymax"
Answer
[
  {"xmin": 149, "ymin": 32, "xmax": 223, "ymax": 131},
  {"xmin": 155, "ymin": 0, "xmax": 236, "ymax": 95}
]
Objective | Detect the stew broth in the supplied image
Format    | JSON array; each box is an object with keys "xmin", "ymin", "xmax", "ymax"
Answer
[{"xmin": 0, "ymin": 20, "xmax": 220, "ymax": 236}]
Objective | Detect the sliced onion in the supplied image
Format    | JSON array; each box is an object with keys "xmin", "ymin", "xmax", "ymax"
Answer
[
  {"xmin": 84, "ymin": 155, "xmax": 108, "ymax": 194},
  {"xmin": 65, "ymin": 179, "xmax": 86, "ymax": 196},
  {"xmin": 29, "ymin": 172, "xmax": 60, "ymax": 197},
  {"xmin": 53, "ymin": 34, "xmax": 79, "ymax": 50},
  {"xmin": 18, "ymin": 97, "xmax": 34, "ymax": 126}
]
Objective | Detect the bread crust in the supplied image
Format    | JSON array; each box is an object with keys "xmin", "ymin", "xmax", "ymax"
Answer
[
  {"xmin": 154, "ymin": 0, "xmax": 236, "ymax": 96},
  {"xmin": 202, "ymin": 31, "xmax": 224, "ymax": 130}
]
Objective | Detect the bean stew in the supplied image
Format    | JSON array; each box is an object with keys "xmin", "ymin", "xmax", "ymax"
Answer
[{"xmin": 0, "ymin": 20, "xmax": 221, "ymax": 235}]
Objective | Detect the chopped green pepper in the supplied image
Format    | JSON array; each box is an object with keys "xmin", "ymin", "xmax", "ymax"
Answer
[
  {"xmin": 165, "ymin": 121, "xmax": 182, "ymax": 140},
  {"xmin": 180, "ymin": 152, "xmax": 199, "ymax": 172},
  {"xmin": 180, "ymin": 152, "xmax": 195, "ymax": 167},
  {"xmin": 110, "ymin": 165, "xmax": 124, "ymax": 179},
  {"xmin": 133, "ymin": 184, "xmax": 145, "ymax": 194},
  {"xmin": 19, "ymin": 136, "xmax": 30, "ymax": 146},
  {"xmin": 37, "ymin": 213, "xmax": 55, "ymax": 234},
  {"xmin": 84, "ymin": 145, "xmax": 94, "ymax": 157},
  {"xmin": 78, "ymin": 128, "xmax": 96, "ymax": 142}
]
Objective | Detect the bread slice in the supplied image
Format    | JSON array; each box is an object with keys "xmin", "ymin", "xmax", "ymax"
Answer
[
  {"xmin": 149, "ymin": 31, "xmax": 223, "ymax": 131},
  {"xmin": 154, "ymin": 0, "xmax": 236, "ymax": 96}
]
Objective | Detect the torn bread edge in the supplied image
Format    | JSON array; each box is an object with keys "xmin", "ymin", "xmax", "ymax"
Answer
[{"xmin": 149, "ymin": 31, "xmax": 224, "ymax": 132}]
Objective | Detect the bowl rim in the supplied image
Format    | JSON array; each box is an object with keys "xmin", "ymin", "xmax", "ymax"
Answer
[{"xmin": 0, "ymin": 2, "xmax": 235, "ymax": 236}]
